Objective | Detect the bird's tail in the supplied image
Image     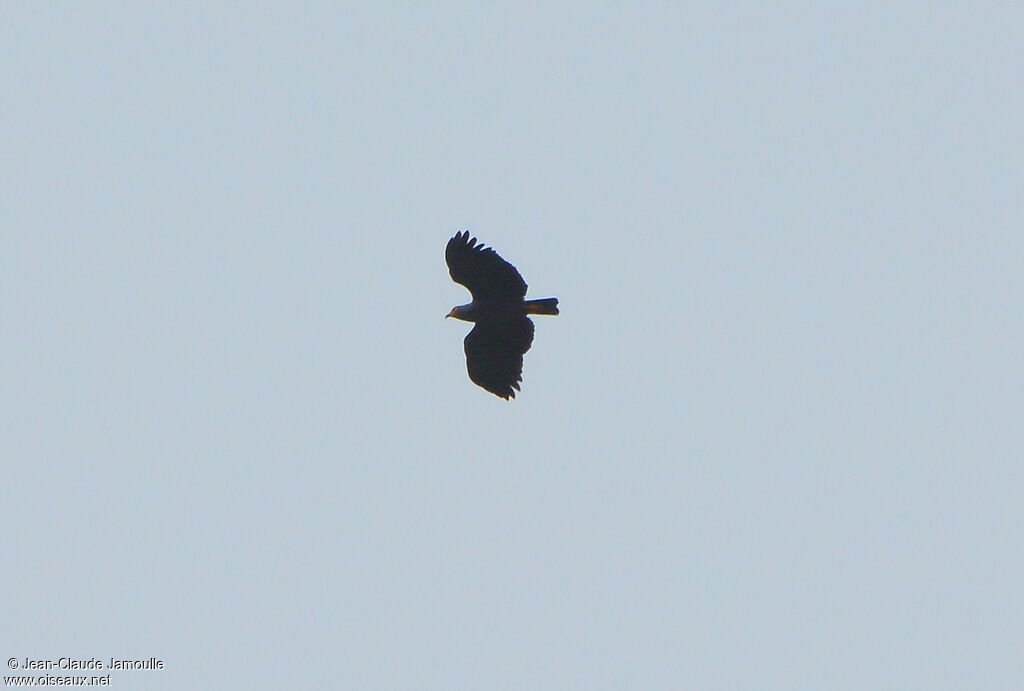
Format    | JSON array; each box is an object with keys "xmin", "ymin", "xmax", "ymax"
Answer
[{"xmin": 524, "ymin": 297, "xmax": 559, "ymax": 315}]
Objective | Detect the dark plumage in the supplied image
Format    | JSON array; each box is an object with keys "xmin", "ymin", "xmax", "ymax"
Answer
[{"xmin": 445, "ymin": 231, "xmax": 559, "ymax": 399}]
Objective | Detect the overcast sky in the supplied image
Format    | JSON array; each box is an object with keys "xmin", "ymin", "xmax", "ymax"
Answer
[{"xmin": 3, "ymin": 3, "xmax": 1021, "ymax": 689}]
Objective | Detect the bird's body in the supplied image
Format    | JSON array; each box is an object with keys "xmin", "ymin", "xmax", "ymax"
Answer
[{"xmin": 445, "ymin": 231, "xmax": 558, "ymax": 399}]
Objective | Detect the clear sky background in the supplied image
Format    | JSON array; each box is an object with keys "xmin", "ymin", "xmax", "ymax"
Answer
[{"xmin": 3, "ymin": 3, "xmax": 1021, "ymax": 689}]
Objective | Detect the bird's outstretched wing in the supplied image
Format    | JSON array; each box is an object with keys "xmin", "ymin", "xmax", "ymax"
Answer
[
  {"xmin": 464, "ymin": 317, "xmax": 535, "ymax": 399},
  {"xmin": 446, "ymin": 231, "xmax": 527, "ymax": 303}
]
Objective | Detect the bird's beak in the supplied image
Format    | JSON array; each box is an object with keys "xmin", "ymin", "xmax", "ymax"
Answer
[{"xmin": 445, "ymin": 308, "xmax": 455, "ymax": 319}]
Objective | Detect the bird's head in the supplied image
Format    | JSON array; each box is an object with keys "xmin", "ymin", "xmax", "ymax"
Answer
[{"xmin": 446, "ymin": 303, "xmax": 476, "ymax": 322}]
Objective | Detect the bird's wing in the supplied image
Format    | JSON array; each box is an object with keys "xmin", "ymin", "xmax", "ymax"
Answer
[
  {"xmin": 463, "ymin": 317, "xmax": 535, "ymax": 399},
  {"xmin": 446, "ymin": 231, "xmax": 527, "ymax": 302}
]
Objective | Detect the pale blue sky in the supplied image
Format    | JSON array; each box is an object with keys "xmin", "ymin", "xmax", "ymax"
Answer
[{"xmin": 3, "ymin": 3, "xmax": 1021, "ymax": 689}]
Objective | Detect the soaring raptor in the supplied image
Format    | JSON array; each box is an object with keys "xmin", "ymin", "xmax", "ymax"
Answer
[{"xmin": 446, "ymin": 231, "xmax": 559, "ymax": 399}]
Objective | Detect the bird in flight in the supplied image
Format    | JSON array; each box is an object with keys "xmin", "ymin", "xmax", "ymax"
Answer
[{"xmin": 446, "ymin": 231, "xmax": 559, "ymax": 399}]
